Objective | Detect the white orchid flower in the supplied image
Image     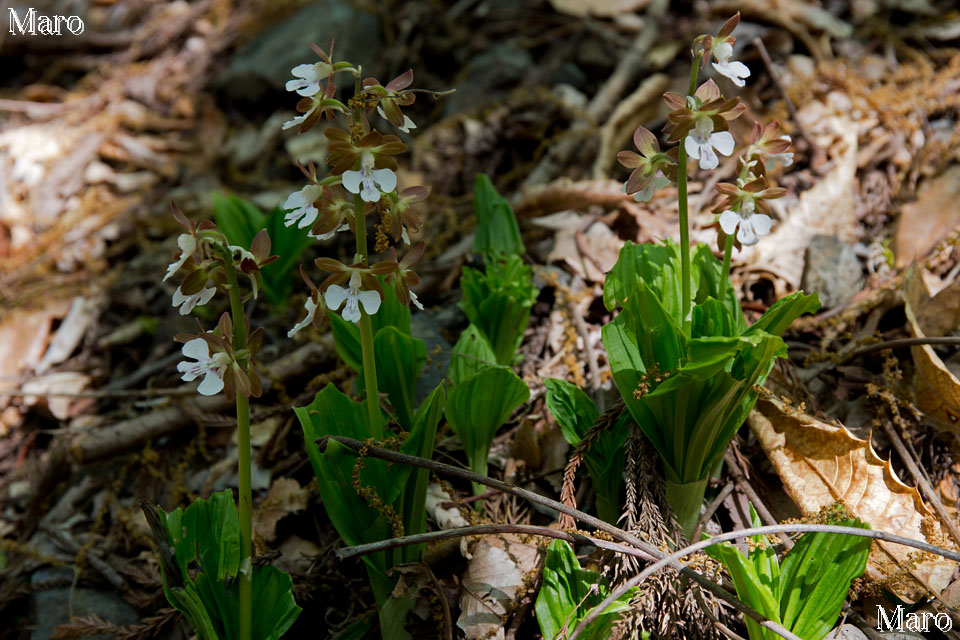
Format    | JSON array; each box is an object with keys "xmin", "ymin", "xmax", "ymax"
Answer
[
  {"xmin": 685, "ymin": 118, "xmax": 735, "ymax": 170},
  {"xmin": 282, "ymin": 184, "xmax": 323, "ymax": 229},
  {"xmin": 718, "ymin": 209, "xmax": 772, "ymax": 246},
  {"xmin": 172, "ymin": 284, "xmax": 216, "ymax": 315},
  {"xmin": 325, "ymin": 271, "xmax": 381, "ymax": 323},
  {"xmin": 177, "ymin": 337, "xmax": 232, "ymax": 396},
  {"xmin": 288, "ymin": 297, "xmax": 319, "ymax": 338},
  {"xmin": 164, "ymin": 233, "xmax": 196, "ymax": 281},
  {"xmin": 711, "ymin": 41, "xmax": 750, "ymax": 88},
  {"xmin": 285, "ymin": 62, "xmax": 331, "ymax": 97},
  {"xmin": 765, "ymin": 135, "xmax": 794, "ymax": 169},
  {"xmin": 341, "ymin": 151, "xmax": 397, "ymax": 203},
  {"xmin": 377, "ymin": 106, "xmax": 416, "ymax": 134}
]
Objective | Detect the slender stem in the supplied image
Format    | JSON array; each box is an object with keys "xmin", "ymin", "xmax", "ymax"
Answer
[
  {"xmin": 718, "ymin": 233, "xmax": 733, "ymax": 303},
  {"xmin": 317, "ymin": 435, "xmax": 807, "ymax": 640},
  {"xmin": 572, "ymin": 522, "xmax": 960, "ymax": 640},
  {"xmin": 353, "ymin": 191, "xmax": 382, "ymax": 438},
  {"xmin": 222, "ymin": 251, "xmax": 252, "ymax": 640},
  {"xmin": 677, "ymin": 55, "xmax": 701, "ymax": 332}
]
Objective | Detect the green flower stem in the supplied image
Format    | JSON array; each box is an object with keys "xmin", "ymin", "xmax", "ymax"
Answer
[
  {"xmin": 677, "ymin": 55, "xmax": 702, "ymax": 332},
  {"xmin": 222, "ymin": 251, "xmax": 252, "ymax": 640},
  {"xmin": 719, "ymin": 235, "xmax": 734, "ymax": 303},
  {"xmin": 354, "ymin": 190, "xmax": 382, "ymax": 438}
]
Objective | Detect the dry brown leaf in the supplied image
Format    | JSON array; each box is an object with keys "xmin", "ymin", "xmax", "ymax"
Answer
[
  {"xmin": 254, "ymin": 477, "xmax": 309, "ymax": 543},
  {"xmin": 895, "ymin": 166, "xmax": 960, "ymax": 268},
  {"xmin": 458, "ymin": 534, "xmax": 541, "ymax": 640},
  {"xmin": 904, "ymin": 267, "xmax": 960, "ymax": 431},
  {"xmin": 21, "ymin": 371, "xmax": 92, "ymax": 420},
  {"xmin": 747, "ymin": 396, "xmax": 957, "ymax": 602},
  {"xmin": 548, "ymin": 0, "xmax": 650, "ymax": 18},
  {"xmin": 0, "ymin": 300, "xmax": 71, "ymax": 399},
  {"xmin": 37, "ymin": 296, "xmax": 104, "ymax": 373},
  {"xmin": 534, "ymin": 211, "xmax": 624, "ymax": 282}
]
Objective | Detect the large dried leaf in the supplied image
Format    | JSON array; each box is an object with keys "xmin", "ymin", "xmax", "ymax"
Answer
[
  {"xmin": 747, "ymin": 396, "xmax": 956, "ymax": 602},
  {"xmin": 904, "ymin": 267, "xmax": 960, "ymax": 431},
  {"xmin": 895, "ymin": 166, "xmax": 960, "ymax": 268},
  {"xmin": 458, "ymin": 534, "xmax": 541, "ymax": 640}
]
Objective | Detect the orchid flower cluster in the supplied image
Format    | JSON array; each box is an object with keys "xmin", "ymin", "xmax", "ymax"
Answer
[
  {"xmin": 617, "ymin": 13, "xmax": 793, "ymax": 252},
  {"xmin": 600, "ymin": 12, "xmax": 818, "ymax": 541},
  {"xmin": 164, "ymin": 204, "xmax": 274, "ymax": 398},
  {"xmin": 279, "ymin": 43, "xmax": 434, "ymax": 339}
]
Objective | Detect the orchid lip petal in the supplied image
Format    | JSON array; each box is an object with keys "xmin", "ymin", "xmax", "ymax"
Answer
[
  {"xmin": 197, "ymin": 370, "xmax": 225, "ymax": 396},
  {"xmin": 341, "ymin": 170, "xmax": 363, "ymax": 194},
  {"xmin": 357, "ymin": 289, "xmax": 382, "ymax": 316},
  {"xmin": 324, "ymin": 284, "xmax": 349, "ymax": 311},
  {"xmin": 371, "ymin": 168, "xmax": 397, "ymax": 193},
  {"xmin": 710, "ymin": 131, "xmax": 735, "ymax": 156},
  {"xmin": 684, "ymin": 136, "xmax": 701, "ymax": 159},
  {"xmin": 718, "ymin": 210, "xmax": 741, "ymax": 235},
  {"xmin": 751, "ymin": 213, "xmax": 773, "ymax": 236},
  {"xmin": 182, "ymin": 338, "xmax": 209, "ymax": 361},
  {"xmin": 699, "ymin": 145, "xmax": 719, "ymax": 170}
]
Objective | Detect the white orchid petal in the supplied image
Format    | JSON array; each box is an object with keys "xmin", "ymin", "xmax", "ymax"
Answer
[
  {"xmin": 341, "ymin": 170, "xmax": 363, "ymax": 194},
  {"xmin": 197, "ymin": 286, "xmax": 217, "ymax": 307},
  {"xmin": 711, "ymin": 131, "xmax": 735, "ymax": 157},
  {"xmin": 178, "ymin": 362, "xmax": 202, "ymax": 382},
  {"xmin": 324, "ymin": 284, "xmax": 348, "ymax": 311},
  {"xmin": 360, "ymin": 179, "xmax": 381, "ymax": 202},
  {"xmin": 297, "ymin": 205, "xmax": 319, "ymax": 229},
  {"xmin": 182, "ymin": 338, "xmax": 209, "ymax": 361},
  {"xmin": 357, "ymin": 289, "xmax": 382, "ymax": 316},
  {"xmin": 172, "ymin": 287, "xmax": 189, "ymax": 307},
  {"xmin": 371, "ymin": 168, "xmax": 396, "ymax": 194},
  {"xmin": 699, "ymin": 144, "xmax": 719, "ymax": 170},
  {"xmin": 738, "ymin": 220, "xmax": 758, "ymax": 246},
  {"xmin": 713, "ymin": 41, "xmax": 733, "ymax": 62},
  {"xmin": 164, "ymin": 255, "xmax": 188, "ymax": 281},
  {"xmin": 341, "ymin": 299, "xmax": 362, "ymax": 323},
  {"xmin": 282, "ymin": 114, "xmax": 307, "ymax": 130},
  {"xmin": 684, "ymin": 136, "xmax": 701, "ymax": 159},
  {"xmin": 409, "ymin": 291, "xmax": 424, "ymax": 310},
  {"xmin": 401, "ymin": 115, "xmax": 416, "ymax": 132},
  {"xmin": 197, "ymin": 369, "xmax": 225, "ymax": 396},
  {"xmin": 718, "ymin": 210, "xmax": 741, "ymax": 235},
  {"xmin": 288, "ymin": 298, "xmax": 318, "ymax": 337},
  {"xmin": 291, "ymin": 64, "xmax": 317, "ymax": 80},
  {"xmin": 750, "ymin": 214, "xmax": 772, "ymax": 236}
]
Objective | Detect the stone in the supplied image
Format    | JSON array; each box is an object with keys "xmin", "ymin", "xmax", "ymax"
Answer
[
  {"xmin": 219, "ymin": 1, "xmax": 381, "ymax": 102},
  {"xmin": 445, "ymin": 43, "xmax": 532, "ymax": 115},
  {"xmin": 410, "ymin": 312, "xmax": 451, "ymax": 408},
  {"xmin": 801, "ymin": 235, "xmax": 863, "ymax": 308},
  {"xmin": 31, "ymin": 567, "xmax": 139, "ymax": 640}
]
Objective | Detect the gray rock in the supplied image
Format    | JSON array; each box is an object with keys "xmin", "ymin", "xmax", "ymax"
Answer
[
  {"xmin": 31, "ymin": 567, "xmax": 139, "ymax": 640},
  {"xmin": 801, "ymin": 235, "xmax": 863, "ymax": 308},
  {"xmin": 445, "ymin": 43, "xmax": 532, "ymax": 115},
  {"xmin": 410, "ymin": 313, "xmax": 451, "ymax": 408},
  {"xmin": 219, "ymin": 1, "xmax": 381, "ymax": 101}
]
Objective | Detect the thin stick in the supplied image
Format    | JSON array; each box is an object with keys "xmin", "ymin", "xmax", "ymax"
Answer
[
  {"xmin": 693, "ymin": 481, "xmax": 735, "ymax": 541},
  {"xmin": 571, "ymin": 523, "xmax": 960, "ymax": 640},
  {"xmin": 337, "ymin": 524, "xmax": 646, "ymax": 560},
  {"xmin": 318, "ymin": 435, "xmax": 803, "ymax": 640},
  {"xmin": 846, "ymin": 336, "xmax": 960, "ymax": 361},
  {"xmin": 3, "ymin": 386, "xmax": 196, "ymax": 399}
]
